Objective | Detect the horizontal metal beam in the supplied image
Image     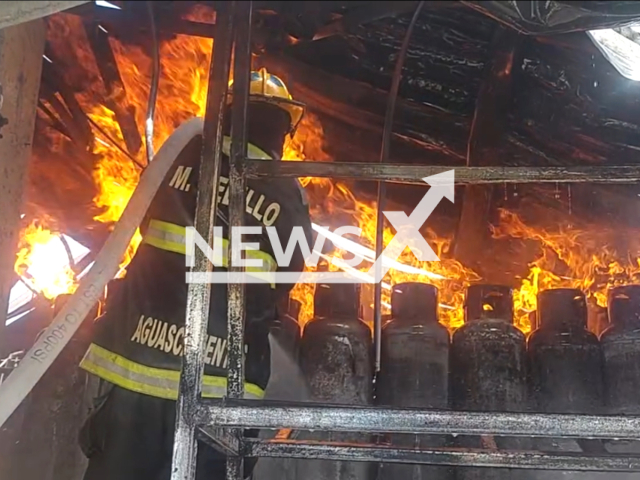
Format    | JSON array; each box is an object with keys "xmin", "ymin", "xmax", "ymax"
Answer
[
  {"xmin": 197, "ymin": 402, "xmax": 640, "ymax": 440},
  {"xmin": 245, "ymin": 439, "xmax": 640, "ymax": 472},
  {"xmin": 198, "ymin": 426, "xmax": 241, "ymax": 457},
  {"xmin": 245, "ymin": 159, "xmax": 640, "ymax": 185}
]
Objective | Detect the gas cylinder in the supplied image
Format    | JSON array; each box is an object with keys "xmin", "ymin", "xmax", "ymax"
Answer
[
  {"xmin": 602, "ymin": 285, "xmax": 640, "ymax": 414},
  {"xmin": 451, "ymin": 284, "xmax": 530, "ymax": 480},
  {"xmin": 529, "ymin": 288, "xmax": 603, "ymax": 414},
  {"xmin": 296, "ymin": 283, "xmax": 373, "ymax": 480},
  {"xmin": 600, "ymin": 285, "xmax": 640, "ymax": 472},
  {"xmin": 528, "ymin": 288, "xmax": 605, "ymax": 480},
  {"xmin": 376, "ymin": 282, "xmax": 452, "ymax": 480}
]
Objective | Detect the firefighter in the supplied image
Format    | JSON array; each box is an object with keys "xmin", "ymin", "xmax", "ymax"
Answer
[{"xmin": 78, "ymin": 68, "xmax": 312, "ymax": 480}]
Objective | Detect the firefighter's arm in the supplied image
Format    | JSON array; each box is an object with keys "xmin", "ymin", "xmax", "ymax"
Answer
[
  {"xmin": 269, "ymin": 179, "xmax": 312, "ymax": 295},
  {"xmin": 140, "ymin": 134, "xmax": 204, "ymax": 236}
]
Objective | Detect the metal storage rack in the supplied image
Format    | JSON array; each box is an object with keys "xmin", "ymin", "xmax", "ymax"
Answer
[{"xmin": 170, "ymin": 2, "xmax": 640, "ymax": 479}]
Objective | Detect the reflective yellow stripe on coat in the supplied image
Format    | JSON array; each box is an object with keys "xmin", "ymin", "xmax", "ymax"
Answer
[
  {"xmin": 143, "ymin": 219, "xmax": 277, "ymax": 287},
  {"xmin": 221, "ymin": 136, "xmax": 272, "ymax": 160},
  {"xmin": 80, "ymin": 343, "xmax": 265, "ymax": 400}
]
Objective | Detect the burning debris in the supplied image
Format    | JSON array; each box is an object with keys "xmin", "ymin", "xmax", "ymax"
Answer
[
  {"xmin": 11, "ymin": 7, "xmax": 640, "ymax": 336},
  {"xmin": 15, "ymin": 221, "xmax": 78, "ymax": 300}
]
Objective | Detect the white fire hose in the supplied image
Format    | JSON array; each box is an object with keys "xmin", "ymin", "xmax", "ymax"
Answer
[{"xmin": 0, "ymin": 116, "xmax": 204, "ymax": 428}]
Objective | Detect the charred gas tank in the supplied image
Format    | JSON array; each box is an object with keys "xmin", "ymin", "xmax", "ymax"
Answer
[
  {"xmin": 296, "ymin": 283, "xmax": 373, "ymax": 480},
  {"xmin": 529, "ymin": 289, "xmax": 603, "ymax": 413},
  {"xmin": 376, "ymin": 282, "xmax": 453, "ymax": 480},
  {"xmin": 602, "ymin": 285, "xmax": 640, "ymax": 414},
  {"xmin": 601, "ymin": 285, "xmax": 640, "ymax": 467},
  {"xmin": 451, "ymin": 285, "xmax": 527, "ymax": 417},
  {"xmin": 300, "ymin": 283, "xmax": 372, "ymax": 404},
  {"xmin": 451, "ymin": 284, "xmax": 531, "ymax": 480},
  {"xmin": 528, "ymin": 289, "xmax": 605, "ymax": 479}
]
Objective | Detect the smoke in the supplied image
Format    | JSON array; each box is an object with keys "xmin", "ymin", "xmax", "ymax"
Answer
[
  {"xmin": 263, "ymin": 333, "xmax": 310, "ymax": 403},
  {"xmin": 252, "ymin": 334, "xmax": 311, "ymax": 480}
]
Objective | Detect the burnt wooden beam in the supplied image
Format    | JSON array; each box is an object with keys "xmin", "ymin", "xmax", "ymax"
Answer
[
  {"xmin": 313, "ymin": 1, "xmax": 461, "ymax": 41},
  {"xmin": 38, "ymin": 99, "xmax": 73, "ymax": 140},
  {"xmin": 313, "ymin": 1, "xmax": 420, "ymax": 40},
  {"xmin": 258, "ymin": 53, "xmax": 468, "ymax": 164},
  {"xmin": 246, "ymin": 160, "xmax": 640, "ymax": 185},
  {"xmin": 453, "ymin": 27, "xmax": 523, "ymax": 273},
  {"xmin": 83, "ymin": 20, "xmax": 142, "ymax": 155},
  {"xmin": 41, "ymin": 45, "xmax": 144, "ymax": 166},
  {"xmin": 0, "ymin": 20, "xmax": 46, "ymax": 350},
  {"xmin": 40, "ymin": 82, "xmax": 91, "ymax": 148},
  {"xmin": 42, "ymin": 46, "xmax": 93, "ymax": 147}
]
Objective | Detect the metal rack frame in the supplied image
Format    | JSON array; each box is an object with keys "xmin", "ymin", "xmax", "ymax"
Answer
[{"xmin": 170, "ymin": 2, "xmax": 640, "ymax": 479}]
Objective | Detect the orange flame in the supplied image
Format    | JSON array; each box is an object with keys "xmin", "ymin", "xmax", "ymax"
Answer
[
  {"xmin": 9, "ymin": 12, "xmax": 545, "ymax": 330},
  {"xmin": 493, "ymin": 209, "xmax": 640, "ymax": 332},
  {"xmin": 17, "ymin": 10, "xmax": 640, "ymax": 337},
  {"xmin": 14, "ymin": 221, "xmax": 78, "ymax": 299},
  {"xmin": 282, "ymin": 116, "xmax": 479, "ymax": 328}
]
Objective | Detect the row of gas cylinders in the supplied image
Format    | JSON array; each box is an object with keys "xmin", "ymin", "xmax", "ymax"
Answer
[{"xmin": 267, "ymin": 283, "xmax": 640, "ymax": 480}]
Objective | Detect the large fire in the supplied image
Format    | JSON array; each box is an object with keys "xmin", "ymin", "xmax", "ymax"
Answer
[
  {"xmin": 15, "ymin": 221, "xmax": 78, "ymax": 300},
  {"xmin": 493, "ymin": 209, "xmax": 640, "ymax": 331},
  {"xmin": 13, "ymin": 10, "xmax": 640, "ymax": 333}
]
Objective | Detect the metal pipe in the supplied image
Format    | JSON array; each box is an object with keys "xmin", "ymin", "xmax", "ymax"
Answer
[
  {"xmin": 198, "ymin": 427, "xmax": 240, "ymax": 457},
  {"xmin": 58, "ymin": 234, "xmax": 76, "ymax": 271},
  {"xmin": 87, "ymin": 115, "xmax": 144, "ymax": 169},
  {"xmin": 245, "ymin": 439, "xmax": 640, "ymax": 472},
  {"xmin": 226, "ymin": 457, "xmax": 243, "ymax": 480},
  {"xmin": 373, "ymin": 1, "xmax": 425, "ymax": 372},
  {"xmin": 227, "ymin": 0, "xmax": 252, "ymax": 403},
  {"xmin": 170, "ymin": 4, "xmax": 235, "ymax": 480},
  {"xmin": 197, "ymin": 402, "xmax": 640, "ymax": 440},
  {"xmin": 145, "ymin": 0, "xmax": 160, "ymax": 165},
  {"xmin": 226, "ymin": 2, "xmax": 253, "ymax": 479},
  {"xmin": 244, "ymin": 161, "xmax": 640, "ymax": 185}
]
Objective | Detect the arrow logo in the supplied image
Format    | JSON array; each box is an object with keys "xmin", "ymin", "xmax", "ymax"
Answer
[{"xmin": 367, "ymin": 170, "xmax": 455, "ymax": 282}]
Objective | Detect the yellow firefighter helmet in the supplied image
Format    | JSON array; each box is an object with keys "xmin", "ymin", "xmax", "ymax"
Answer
[{"xmin": 227, "ymin": 68, "xmax": 305, "ymax": 135}]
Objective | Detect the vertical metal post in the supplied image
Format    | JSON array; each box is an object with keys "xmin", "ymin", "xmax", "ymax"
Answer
[
  {"xmin": 227, "ymin": 0, "xmax": 252, "ymax": 402},
  {"xmin": 144, "ymin": 0, "xmax": 160, "ymax": 164},
  {"xmin": 373, "ymin": 1, "xmax": 425, "ymax": 372},
  {"xmin": 226, "ymin": 2, "xmax": 253, "ymax": 479},
  {"xmin": 170, "ymin": 4, "xmax": 235, "ymax": 480}
]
